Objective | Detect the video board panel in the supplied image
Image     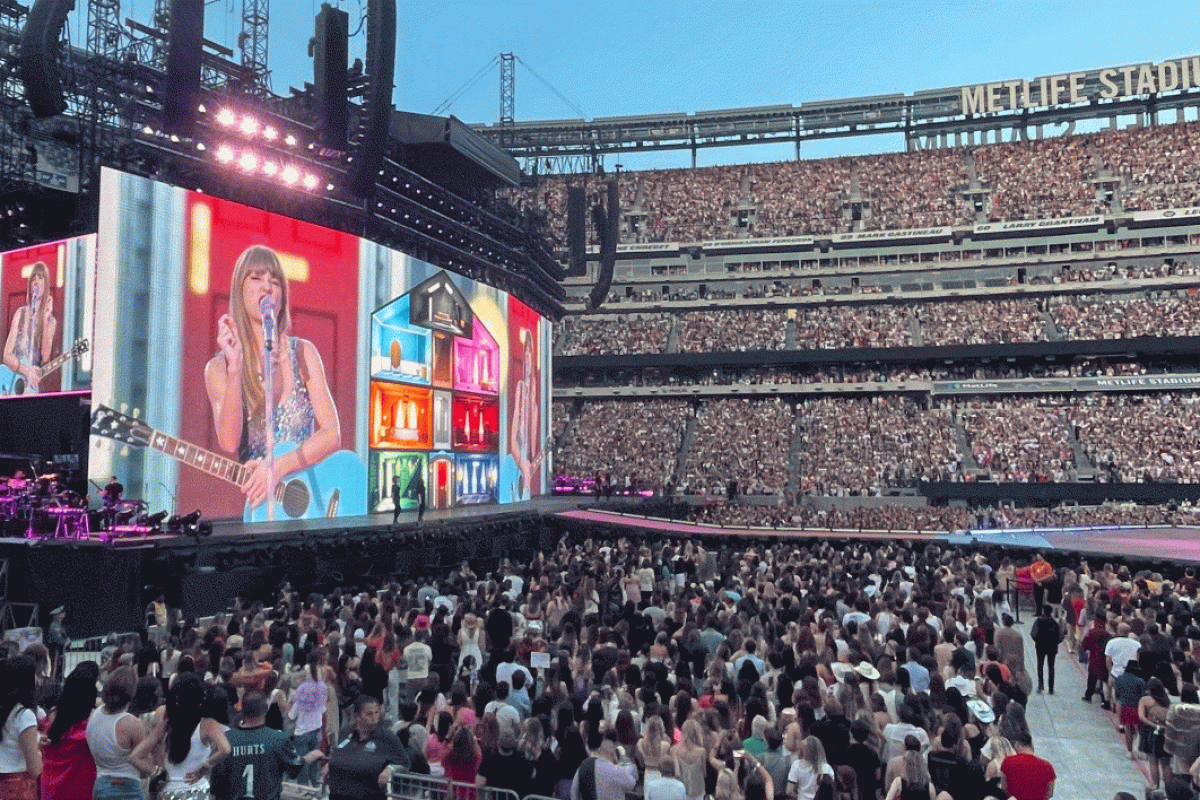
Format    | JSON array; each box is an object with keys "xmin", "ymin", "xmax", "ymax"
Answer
[
  {"xmin": 0, "ymin": 234, "xmax": 95, "ymax": 398},
  {"xmin": 91, "ymin": 168, "xmax": 551, "ymax": 522}
]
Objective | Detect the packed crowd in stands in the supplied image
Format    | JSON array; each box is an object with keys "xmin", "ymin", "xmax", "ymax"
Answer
[
  {"xmin": 689, "ymin": 498, "xmax": 1200, "ymax": 533},
  {"xmin": 958, "ymin": 401, "xmax": 1075, "ymax": 483},
  {"xmin": 684, "ymin": 399, "xmax": 793, "ymax": 496},
  {"xmin": 558, "ymin": 315, "xmax": 674, "ymax": 356},
  {"xmin": 1051, "ymin": 292, "xmax": 1200, "ymax": 340},
  {"xmin": 797, "ymin": 398, "xmax": 961, "ymax": 497},
  {"xmin": 557, "ymin": 290, "xmax": 1200, "ymax": 357},
  {"xmin": 512, "ymin": 121, "xmax": 1200, "ymax": 244},
  {"xmin": 678, "ymin": 311, "xmax": 789, "ymax": 353},
  {"xmin": 551, "ymin": 390, "xmax": 1200, "ymax": 496},
  {"xmin": 556, "ymin": 400, "xmax": 691, "ymax": 490},
  {"xmin": 791, "ymin": 306, "xmax": 913, "ymax": 350},
  {"xmin": 17, "ymin": 523, "xmax": 1200, "ymax": 800},
  {"xmin": 1071, "ymin": 393, "xmax": 1200, "ymax": 484},
  {"xmin": 917, "ymin": 301, "xmax": 1046, "ymax": 347}
]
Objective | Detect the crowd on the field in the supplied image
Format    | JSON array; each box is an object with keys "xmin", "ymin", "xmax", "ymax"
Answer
[{"xmin": 18, "ymin": 529, "xmax": 1200, "ymax": 800}]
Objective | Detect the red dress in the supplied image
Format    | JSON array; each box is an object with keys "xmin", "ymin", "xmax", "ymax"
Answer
[{"xmin": 40, "ymin": 718, "xmax": 97, "ymax": 800}]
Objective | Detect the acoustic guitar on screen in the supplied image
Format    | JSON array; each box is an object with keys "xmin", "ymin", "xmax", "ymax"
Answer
[
  {"xmin": 90, "ymin": 403, "xmax": 367, "ymax": 521},
  {"xmin": 0, "ymin": 338, "xmax": 89, "ymax": 396}
]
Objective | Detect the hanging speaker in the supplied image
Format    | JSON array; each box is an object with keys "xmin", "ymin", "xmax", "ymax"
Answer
[
  {"xmin": 162, "ymin": 0, "xmax": 204, "ymax": 134},
  {"xmin": 347, "ymin": 0, "xmax": 396, "ymax": 196},
  {"xmin": 18, "ymin": 0, "xmax": 75, "ymax": 119},
  {"xmin": 313, "ymin": 3, "xmax": 349, "ymax": 149},
  {"xmin": 566, "ymin": 186, "xmax": 586, "ymax": 277}
]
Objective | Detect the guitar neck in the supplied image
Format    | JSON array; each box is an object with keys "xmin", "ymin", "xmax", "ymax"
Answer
[
  {"xmin": 141, "ymin": 427, "xmax": 290, "ymax": 503},
  {"xmin": 142, "ymin": 427, "xmax": 250, "ymax": 490}
]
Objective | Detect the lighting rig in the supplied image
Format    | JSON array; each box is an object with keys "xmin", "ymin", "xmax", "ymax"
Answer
[{"xmin": 2, "ymin": 0, "xmax": 565, "ymax": 320}]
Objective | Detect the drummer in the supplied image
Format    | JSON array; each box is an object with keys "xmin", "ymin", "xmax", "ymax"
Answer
[{"xmin": 8, "ymin": 470, "xmax": 28, "ymax": 491}]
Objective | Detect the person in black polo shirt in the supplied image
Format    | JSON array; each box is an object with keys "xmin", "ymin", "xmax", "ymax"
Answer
[
  {"xmin": 211, "ymin": 691, "xmax": 324, "ymax": 800},
  {"xmin": 326, "ymin": 695, "xmax": 410, "ymax": 800}
]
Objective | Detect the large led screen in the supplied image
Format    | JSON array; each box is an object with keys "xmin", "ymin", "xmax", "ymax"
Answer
[
  {"xmin": 0, "ymin": 234, "xmax": 95, "ymax": 398},
  {"xmin": 91, "ymin": 168, "xmax": 551, "ymax": 523}
]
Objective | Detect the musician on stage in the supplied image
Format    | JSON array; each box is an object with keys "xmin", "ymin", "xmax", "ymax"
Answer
[
  {"xmin": 101, "ymin": 475, "xmax": 123, "ymax": 530},
  {"xmin": 102, "ymin": 475, "xmax": 123, "ymax": 506},
  {"xmin": 204, "ymin": 245, "xmax": 341, "ymax": 512},
  {"xmin": 2, "ymin": 261, "xmax": 57, "ymax": 395}
]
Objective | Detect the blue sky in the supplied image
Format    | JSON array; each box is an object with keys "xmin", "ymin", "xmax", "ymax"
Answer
[{"xmin": 99, "ymin": 0, "xmax": 1199, "ymax": 168}]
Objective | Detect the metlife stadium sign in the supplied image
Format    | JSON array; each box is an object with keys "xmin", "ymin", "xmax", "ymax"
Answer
[{"xmin": 960, "ymin": 56, "xmax": 1200, "ymax": 115}]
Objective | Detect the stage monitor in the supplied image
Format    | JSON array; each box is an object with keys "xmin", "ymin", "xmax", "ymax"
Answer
[
  {"xmin": 0, "ymin": 233, "xmax": 95, "ymax": 399},
  {"xmin": 91, "ymin": 168, "xmax": 552, "ymax": 524}
]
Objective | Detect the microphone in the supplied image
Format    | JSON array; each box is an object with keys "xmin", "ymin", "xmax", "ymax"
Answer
[{"xmin": 260, "ymin": 295, "xmax": 276, "ymax": 349}]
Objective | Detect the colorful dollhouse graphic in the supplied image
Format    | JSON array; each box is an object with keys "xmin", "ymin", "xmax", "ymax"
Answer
[{"xmin": 369, "ymin": 272, "xmax": 500, "ymax": 512}]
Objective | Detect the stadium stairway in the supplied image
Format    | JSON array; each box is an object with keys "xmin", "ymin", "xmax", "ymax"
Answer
[
  {"xmin": 952, "ymin": 412, "xmax": 981, "ymax": 471},
  {"xmin": 786, "ymin": 409, "xmax": 805, "ymax": 499},
  {"xmin": 1041, "ymin": 308, "xmax": 1063, "ymax": 341},
  {"xmin": 671, "ymin": 410, "xmax": 697, "ymax": 489},
  {"xmin": 554, "ymin": 401, "xmax": 581, "ymax": 457},
  {"xmin": 784, "ymin": 316, "xmax": 798, "ymax": 349},
  {"xmin": 1065, "ymin": 420, "xmax": 1098, "ymax": 477},
  {"xmin": 909, "ymin": 313, "xmax": 925, "ymax": 346},
  {"xmin": 666, "ymin": 314, "xmax": 681, "ymax": 353}
]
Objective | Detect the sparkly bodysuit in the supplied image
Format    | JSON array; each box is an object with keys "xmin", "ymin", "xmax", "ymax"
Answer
[{"xmin": 239, "ymin": 337, "xmax": 316, "ymax": 462}]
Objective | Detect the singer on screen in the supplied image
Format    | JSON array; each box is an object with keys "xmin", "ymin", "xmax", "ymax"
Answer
[
  {"xmin": 2, "ymin": 261, "xmax": 56, "ymax": 394},
  {"xmin": 204, "ymin": 244, "xmax": 341, "ymax": 510}
]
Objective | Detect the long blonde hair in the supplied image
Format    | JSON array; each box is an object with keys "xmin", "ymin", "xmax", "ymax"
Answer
[{"xmin": 228, "ymin": 245, "xmax": 291, "ymax": 423}]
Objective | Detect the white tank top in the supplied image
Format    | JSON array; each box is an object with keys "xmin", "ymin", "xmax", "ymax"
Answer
[
  {"xmin": 86, "ymin": 708, "xmax": 142, "ymax": 781},
  {"xmin": 164, "ymin": 725, "xmax": 212, "ymax": 790}
]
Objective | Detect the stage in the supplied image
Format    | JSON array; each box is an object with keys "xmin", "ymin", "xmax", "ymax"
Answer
[{"xmin": 6, "ymin": 498, "xmax": 1199, "ymax": 639}]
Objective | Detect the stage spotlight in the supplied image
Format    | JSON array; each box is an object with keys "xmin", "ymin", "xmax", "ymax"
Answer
[
  {"xmin": 261, "ymin": 161, "xmax": 279, "ymax": 177},
  {"xmin": 280, "ymin": 166, "xmax": 300, "ymax": 185},
  {"xmin": 302, "ymin": 174, "xmax": 319, "ymax": 190},
  {"xmin": 145, "ymin": 510, "xmax": 169, "ymax": 530},
  {"xmin": 215, "ymin": 144, "xmax": 235, "ymax": 163},
  {"xmin": 238, "ymin": 152, "xmax": 259, "ymax": 172},
  {"xmin": 239, "ymin": 115, "xmax": 259, "ymax": 136},
  {"xmin": 196, "ymin": 103, "xmax": 206, "ymax": 113},
  {"xmin": 284, "ymin": 134, "xmax": 297, "ymax": 147},
  {"xmin": 216, "ymin": 108, "xmax": 236, "ymax": 126}
]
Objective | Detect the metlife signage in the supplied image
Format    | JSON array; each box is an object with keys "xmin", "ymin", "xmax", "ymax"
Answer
[
  {"xmin": 933, "ymin": 373, "xmax": 1200, "ymax": 395},
  {"xmin": 959, "ymin": 56, "xmax": 1200, "ymax": 116}
]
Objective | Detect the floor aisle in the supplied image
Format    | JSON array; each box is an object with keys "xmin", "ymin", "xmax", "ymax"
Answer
[{"xmin": 1018, "ymin": 613, "xmax": 1152, "ymax": 800}]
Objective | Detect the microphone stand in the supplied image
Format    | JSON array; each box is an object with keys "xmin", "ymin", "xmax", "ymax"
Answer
[{"xmin": 261, "ymin": 298, "xmax": 276, "ymax": 522}]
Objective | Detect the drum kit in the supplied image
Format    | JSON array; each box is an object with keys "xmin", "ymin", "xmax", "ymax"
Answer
[{"xmin": 0, "ymin": 473, "xmax": 91, "ymax": 540}]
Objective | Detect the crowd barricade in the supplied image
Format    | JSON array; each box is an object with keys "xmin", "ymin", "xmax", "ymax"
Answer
[
  {"xmin": 63, "ymin": 630, "xmax": 141, "ymax": 674},
  {"xmin": 390, "ymin": 772, "xmax": 521, "ymax": 800},
  {"xmin": 281, "ymin": 782, "xmax": 324, "ymax": 800}
]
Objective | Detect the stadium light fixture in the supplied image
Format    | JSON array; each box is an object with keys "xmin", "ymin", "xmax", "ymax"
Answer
[
  {"xmin": 280, "ymin": 166, "xmax": 300, "ymax": 185},
  {"xmin": 216, "ymin": 108, "xmax": 237, "ymax": 126},
  {"xmin": 215, "ymin": 144, "xmax": 235, "ymax": 163},
  {"xmin": 238, "ymin": 152, "xmax": 260, "ymax": 172},
  {"xmin": 302, "ymin": 174, "xmax": 319, "ymax": 190}
]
